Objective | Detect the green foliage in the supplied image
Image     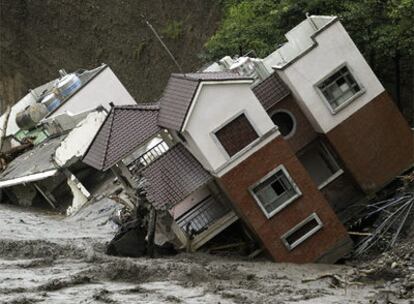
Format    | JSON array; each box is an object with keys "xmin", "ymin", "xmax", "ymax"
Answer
[
  {"xmin": 205, "ymin": 0, "xmax": 414, "ymax": 61},
  {"xmin": 162, "ymin": 20, "xmax": 184, "ymax": 40}
]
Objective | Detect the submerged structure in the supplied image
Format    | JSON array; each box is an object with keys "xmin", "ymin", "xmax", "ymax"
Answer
[
  {"xmin": 83, "ymin": 16, "xmax": 413, "ymax": 263},
  {"xmin": 0, "ymin": 64, "xmax": 136, "ymax": 212},
  {"xmin": 1, "ymin": 15, "xmax": 412, "ymax": 264}
]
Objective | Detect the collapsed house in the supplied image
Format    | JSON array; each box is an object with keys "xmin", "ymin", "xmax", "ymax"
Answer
[
  {"xmin": 0, "ymin": 64, "xmax": 137, "ymax": 212},
  {"xmin": 0, "ymin": 15, "xmax": 412, "ymax": 264},
  {"xmin": 82, "ymin": 16, "xmax": 413, "ymax": 263}
]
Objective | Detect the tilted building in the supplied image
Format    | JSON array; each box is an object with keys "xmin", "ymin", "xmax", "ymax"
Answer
[{"xmin": 83, "ymin": 15, "xmax": 414, "ymax": 263}]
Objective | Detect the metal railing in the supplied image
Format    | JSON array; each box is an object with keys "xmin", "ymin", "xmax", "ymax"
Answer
[
  {"xmin": 129, "ymin": 141, "xmax": 169, "ymax": 177},
  {"xmin": 176, "ymin": 195, "xmax": 231, "ymax": 235}
]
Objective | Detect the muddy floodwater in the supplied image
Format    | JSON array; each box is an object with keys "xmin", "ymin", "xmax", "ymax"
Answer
[{"xmin": 0, "ymin": 199, "xmax": 409, "ymax": 304}]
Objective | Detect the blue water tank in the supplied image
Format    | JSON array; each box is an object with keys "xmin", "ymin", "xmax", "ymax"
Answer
[
  {"xmin": 57, "ymin": 74, "xmax": 81, "ymax": 98},
  {"xmin": 41, "ymin": 92, "xmax": 62, "ymax": 111}
]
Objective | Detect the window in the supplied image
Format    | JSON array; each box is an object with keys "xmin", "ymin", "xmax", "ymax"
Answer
[
  {"xmin": 271, "ymin": 110, "xmax": 296, "ymax": 138},
  {"xmin": 215, "ymin": 113, "xmax": 258, "ymax": 157},
  {"xmin": 281, "ymin": 213, "xmax": 323, "ymax": 250},
  {"xmin": 317, "ymin": 66, "xmax": 361, "ymax": 112},
  {"xmin": 298, "ymin": 141, "xmax": 343, "ymax": 189},
  {"xmin": 250, "ymin": 166, "xmax": 301, "ymax": 218}
]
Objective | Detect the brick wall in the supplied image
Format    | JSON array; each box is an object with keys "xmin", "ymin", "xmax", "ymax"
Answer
[
  {"xmin": 217, "ymin": 136, "xmax": 351, "ymax": 263},
  {"xmin": 326, "ymin": 91, "xmax": 414, "ymax": 193},
  {"xmin": 267, "ymin": 95, "xmax": 318, "ymax": 153}
]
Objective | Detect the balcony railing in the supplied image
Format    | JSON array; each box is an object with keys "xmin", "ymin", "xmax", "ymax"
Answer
[
  {"xmin": 128, "ymin": 141, "xmax": 169, "ymax": 177},
  {"xmin": 176, "ymin": 195, "xmax": 231, "ymax": 235}
]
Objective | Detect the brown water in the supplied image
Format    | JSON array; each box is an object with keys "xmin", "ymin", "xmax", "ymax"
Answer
[{"xmin": 0, "ymin": 200, "xmax": 407, "ymax": 303}]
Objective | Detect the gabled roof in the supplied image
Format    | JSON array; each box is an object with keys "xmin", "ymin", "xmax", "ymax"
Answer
[
  {"xmin": 142, "ymin": 143, "xmax": 213, "ymax": 210},
  {"xmin": 82, "ymin": 103, "xmax": 161, "ymax": 171},
  {"xmin": 252, "ymin": 73, "xmax": 290, "ymax": 110},
  {"xmin": 158, "ymin": 72, "xmax": 253, "ymax": 131}
]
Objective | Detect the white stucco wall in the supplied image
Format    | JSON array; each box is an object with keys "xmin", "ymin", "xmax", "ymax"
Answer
[
  {"xmin": 49, "ymin": 67, "xmax": 136, "ymax": 118},
  {"xmin": 54, "ymin": 110, "xmax": 107, "ymax": 167},
  {"xmin": 183, "ymin": 82, "xmax": 276, "ymax": 173},
  {"xmin": 276, "ymin": 21, "xmax": 384, "ymax": 133}
]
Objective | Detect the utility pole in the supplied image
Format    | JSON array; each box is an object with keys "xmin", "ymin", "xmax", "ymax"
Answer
[{"xmin": 142, "ymin": 15, "xmax": 184, "ymax": 75}]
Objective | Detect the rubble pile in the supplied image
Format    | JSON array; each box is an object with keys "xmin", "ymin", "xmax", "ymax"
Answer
[
  {"xmin": 352, "ymin": 192, "xmax": 414, "ymax": 256},
  {"xmin": 352, "ymin": 240, "xmax": 414, "ymax": 301}
]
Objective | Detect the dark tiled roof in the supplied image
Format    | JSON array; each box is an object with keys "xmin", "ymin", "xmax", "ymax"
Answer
[
  {"xmin": 142, "ymin": 143, "xmax": 213, "ymax": 210},
  {"xmin": 82, "ymin": 103, "xmax": 161, "ymax": 171},
  {"xmin": 172, "ymin": 72, "xmax": 252, "ymax": 81},
  {"xmin": 252, "ymin": 73, "xmax": 290, "ymax": 110},
  {"xmin": 158, "ymin": 72, "xmax": 253, "ymax": 131}
]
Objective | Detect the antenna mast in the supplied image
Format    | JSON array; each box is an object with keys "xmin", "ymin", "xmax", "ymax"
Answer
[{"xmin": 142, "ymin": 16, "xmax": 184, "ymax": 74}]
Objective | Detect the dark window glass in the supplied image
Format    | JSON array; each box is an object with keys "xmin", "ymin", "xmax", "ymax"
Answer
[
  {"xmin": 271, "ymin": 112, "xmax": 295, "ymax": 137},
  {"xmin": 215, "ymin": 113, "xmax": 258, "ymax": 157},
  {"xmin": 285, "ymin": 218, "xmax": 320, "ymax": 246},
  {"xmin": 298, "ymin": 141, "xmax": 341, "ymax": 186}
]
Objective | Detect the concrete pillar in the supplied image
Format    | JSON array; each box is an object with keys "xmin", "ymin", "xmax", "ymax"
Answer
[{"xmin": 64, "ymin": 169, "xmax": 91, "ymax": 216}]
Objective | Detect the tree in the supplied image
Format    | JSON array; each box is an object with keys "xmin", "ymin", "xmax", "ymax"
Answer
[{"xmin": 205, "ymin": 0, "xmax": 414, "ymax": 113}]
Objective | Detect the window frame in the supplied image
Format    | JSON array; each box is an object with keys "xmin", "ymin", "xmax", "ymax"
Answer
[
  {"xmin": 297, "ymin": 140, "xmax": 344, "ymax": 190},
  {"xmin": 269, "ymin": 109, "xmax": 297, "ymax": 139},
  {"xmin": 281, "ymin": 212, "xmax": 323, "ymax": 251},
  {"xmin": 249, "ymin": 165, "xmax": 302, "ymax": 219},
  {"xmin": 211, "ymin": 110, "xmax": 261, "ymax": 160},
  {"xmin": 315, "ymin": 63, "xmax": 365, "ymax": 115}
]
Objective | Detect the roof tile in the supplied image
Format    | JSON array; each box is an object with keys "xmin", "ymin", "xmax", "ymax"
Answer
[
  {"xmin": 158, "ymin": 72, "xmax": 253, "ymax": 131},
  {"xmin": 82, "ymin": 103, "xmax": 161, "ymax": 171},
  {"xmin": 142, "ymin": 143, "xmax": 212, "ymax": 210},
  {"xmin": 252, "ymin": 73, "xmax": 290, "ymax": 110}
]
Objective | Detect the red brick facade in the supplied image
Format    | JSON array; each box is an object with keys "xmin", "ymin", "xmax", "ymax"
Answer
[
  {"xmin": 217, "ymin": 136, "xmax": 352, "ymax": 263},
  {"xmin": 267, "ymin": 95, "xmax": 318, "ymax": 153},
  {"xmin": 326, "ymin": 91, "xmax": 414, "ymax": 193}
]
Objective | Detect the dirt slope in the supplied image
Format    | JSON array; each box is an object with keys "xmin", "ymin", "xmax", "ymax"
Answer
[{"xmin": 0, "ymin": 0, "xmax": 222, "ymax": 107}]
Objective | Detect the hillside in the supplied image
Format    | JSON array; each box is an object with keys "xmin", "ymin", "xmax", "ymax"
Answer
[{"xmin": 0, "ymin": 0, "xmax": 222, "ymax": 107}]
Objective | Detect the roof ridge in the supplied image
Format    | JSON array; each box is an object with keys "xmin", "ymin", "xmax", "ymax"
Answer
[
  {"xmin": 102, "ymin": 107, "xmax": 117, "ymax": 170},
  {"xmin": 113, "ymin": 103, "xmax": 160, "ymax": 111}
]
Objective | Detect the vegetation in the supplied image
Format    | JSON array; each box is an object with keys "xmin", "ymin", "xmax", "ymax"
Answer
[
  {"xmin": 162, "ymin": 20, "xmax": 184, "ymax": 40},
  {"xmin": 205, "ymin": 0, "xmax": 414, "ymax": 112}
]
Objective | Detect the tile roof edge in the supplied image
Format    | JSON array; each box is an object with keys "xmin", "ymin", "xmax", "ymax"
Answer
[
  {"xmin": 101, "ymin": 107, "xmax": 118, "ymax": 171},
  {"xmin": 113, "ymin": 102, "xmax": 160, "ymax": 111},
  {"xmin": 179, "ymin": 81, "xmax": 201, "ymax": 131},
  {"xmin": 81, "ymin": 108, "xmax": 112, "ymax": 170}
]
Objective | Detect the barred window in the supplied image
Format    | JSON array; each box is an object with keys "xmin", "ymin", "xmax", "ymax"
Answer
[
  {"xmin": 250, "ymin": 166, "xmax": 301, "ymax": 218},
  {"xmin": 215, "ymin": 113, "xmax": 258, "ymax": 157},
  {"xmin": 318, "ymin": 66, "xmax": 361, "ymax": 111}
]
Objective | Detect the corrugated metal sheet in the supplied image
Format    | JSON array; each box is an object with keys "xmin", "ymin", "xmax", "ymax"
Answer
[
  {"xmin": 82, "ymin": 103, "xmax": 161, "ymax": 171},
  {"xmin": 142, "ymin": 143, "xmax": 213, "ymax": 210},
  {"xmin": 0, "ymin": 136, "xmax": 65, "ymax": 188},
  {"xmin": 252, "ymin": 73, "xmax": 290, "ymax": 110}
]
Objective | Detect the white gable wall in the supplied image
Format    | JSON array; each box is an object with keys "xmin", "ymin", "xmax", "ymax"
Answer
[
  {"xmin": 276, "ymin": 20, "xmax": 384, "ymax": 133},
  {"xmin": 49, "ymin": 67, "xmax": 136, "ymax": 118},
  {"xmin": 183, "ymin": 82, "xmax": 277, "ymax": 173}
]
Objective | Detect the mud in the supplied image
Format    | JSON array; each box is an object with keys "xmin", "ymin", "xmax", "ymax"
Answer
[{"xmin": 0, "ymin": 200, "xmax": 411, "ymax": 303}]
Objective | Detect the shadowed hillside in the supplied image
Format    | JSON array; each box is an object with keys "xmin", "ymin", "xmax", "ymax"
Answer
[{"xmin": 0, "ymin": 0, "xmax": 222, "ymax": 108}]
